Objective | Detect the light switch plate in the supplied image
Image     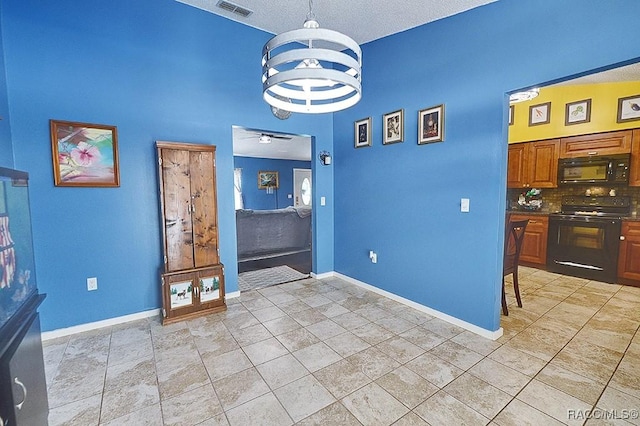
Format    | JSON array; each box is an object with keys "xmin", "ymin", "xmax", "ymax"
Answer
[{"xmin": 461, "ymin": 198, "xmax": 470, "ymax": 212}]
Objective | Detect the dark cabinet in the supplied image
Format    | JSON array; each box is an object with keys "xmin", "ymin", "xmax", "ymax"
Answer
[
  {"xmin": 630, "ymin": 129, "xmax": 640, "ymax": 187},
  {"xmin": 618, "ymin": 221, "xmax": 640, "ymax": 283},
  {"xmin": 507, "ymin": 140, "xmax": 559, "ymax": 189},
  {"xmin": 508, "ymin": 214, "xmax": 549, "ymax": 265},
  {"xmin": 0, "ymin": 297, "xmax": 48, "ymax": 426},
  {"xmin": 559, "ymin": 130, "xmax": 632, "ymax": 158},
  {"xmin": 157, "ymin": 142, "xmax": 226, "ymax": 324}
]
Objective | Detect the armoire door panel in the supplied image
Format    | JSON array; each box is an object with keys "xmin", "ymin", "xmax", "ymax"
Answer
[
  {"xmin": 189, "ymin": 151, "xmax": 219, "ymax": 267},
  {"xmin": 161, "ymin": 148, "xmax": 195, "ymax": 271}
]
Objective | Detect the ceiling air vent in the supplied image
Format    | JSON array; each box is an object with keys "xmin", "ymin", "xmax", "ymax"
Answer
[{"xmin": 216, "ymin": 0, "xmax": 253, "ymax": 18}]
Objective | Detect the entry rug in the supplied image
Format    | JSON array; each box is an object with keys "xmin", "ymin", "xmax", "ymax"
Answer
[{"xmin": 238, "ymin": 265, "xmax": 308, "ymax": 292}]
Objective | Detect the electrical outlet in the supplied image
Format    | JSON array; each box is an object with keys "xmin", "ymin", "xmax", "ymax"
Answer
[{"xmin": 87, "ymin": 277, "xmax": 98, "ymax": 291}]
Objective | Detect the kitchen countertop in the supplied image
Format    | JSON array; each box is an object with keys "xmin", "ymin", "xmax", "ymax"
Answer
[{"xmin": 507, "ymin": 210, "xmax": 640, "ymax": 220}]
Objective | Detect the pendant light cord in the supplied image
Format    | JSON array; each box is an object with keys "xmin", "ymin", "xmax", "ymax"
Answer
[{"xmin": 306, "ymin": 0, "xmax": 316, "ymax": 22}]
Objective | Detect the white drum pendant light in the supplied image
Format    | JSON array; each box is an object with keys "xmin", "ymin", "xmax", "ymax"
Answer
[{"xmin": 262, "ymin": 0, "xmax": 362, "ymax": 114}]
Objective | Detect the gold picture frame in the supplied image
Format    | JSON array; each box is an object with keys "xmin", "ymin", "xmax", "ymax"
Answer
[
  {"xmin": 258, "ymin": 171, "xmax": 279, "ymax": 189},
  {"xmin": 50, "ymin": 119, "xmax": 120, "ymax": 187}
]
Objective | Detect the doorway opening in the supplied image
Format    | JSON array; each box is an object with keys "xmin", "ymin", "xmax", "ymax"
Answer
[
  {"xmin": 232, "ymin": 126, "xmax": 313, "ymax": 292},
  {"xmin": 502, "ymin": 61, "xmax": 640, "ymax": 324}
]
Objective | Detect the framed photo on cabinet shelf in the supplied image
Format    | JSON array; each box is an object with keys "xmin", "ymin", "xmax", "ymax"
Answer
[
  {"xmin": 50, "ymin": 119, "xmax": 120, "ymax": 187},
  {"xmin": 616, "ymin": 94, "xmax": 640, "ymax": 123},
  {"xmin": 258, "ymin": 171, "xmax": 279, "ymax": 189},
  {"xmin": 528, "ymin": 102, "xmax": 551, "ymax": 126},
  {"xmin": 383, "ymin": 109, "xmax": 404, "ymax": 144},
  {"xmin": 565, "ymin": 99, "xmax": 591, "ymax": 125},
  {"xmin": 354, "ymin": 117, "xmax": 372, "ymax": 148},
  {"xmin": 418, "ymin": 104, "xmax": 444, "ymax": 144}
]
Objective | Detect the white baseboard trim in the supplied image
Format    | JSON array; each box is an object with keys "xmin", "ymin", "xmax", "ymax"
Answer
[
  {"xmin": 310, "ymin": 271, "xmax": 334, "ymax": 280},
  {"xmin": 226, "ymin": 291, "xmax": 241, "ymax": 299},
  {"xmin": 41, "ymin": 308, "xmax": 161, "ymax": 341},
  {"xmin": 331, "ymin": 272, "xmax": 503, "ymax": 341}
]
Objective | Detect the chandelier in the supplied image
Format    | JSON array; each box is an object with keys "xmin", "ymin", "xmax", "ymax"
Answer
[{"xmin": 261, "ymin": 0, "xmax": 362, "ymax": 114}]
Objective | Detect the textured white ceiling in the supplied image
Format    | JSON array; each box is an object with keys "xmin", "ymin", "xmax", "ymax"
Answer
[
  {"xmin": 176, "ymin": 0, "xmax": 498, "ymax": 45},
  {"xmin": 233, "ymin": 126, "xmax": 311, "ymax": 161},
  {"xmin": 199, "ymin": 0, "xmax": 639, "ymax": 159}
]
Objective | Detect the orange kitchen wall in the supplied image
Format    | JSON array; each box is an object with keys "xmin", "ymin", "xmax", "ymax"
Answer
[{"xmin": 508, "ymin": 81, "xmax": 640, "ymax": 143}]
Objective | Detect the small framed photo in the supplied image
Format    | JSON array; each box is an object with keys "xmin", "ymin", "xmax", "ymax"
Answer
[
  {"xmin": 354, "ymin": 117, "xmax": 372, "ymax": 148},
  {"xmin": 50, "ymin": 119, "xmax": 120, "ymax": 187},
  {"xmin": 383, "ymin": 109, "xmax": 404, "ymax": 144},
  {"xmin": 509, "ymin": 105, "xmax": 514, "ymax": 126},
  {"xmin": 418, "ymin": 104, "xmax": 444, "ymax": 144},
  {"xmin": 616, "ymin": 94, "xmax": 640, "ymax": 123},
  {"xmin": 529, "ymin": 102, "xmax": 551, "ymax": 126},
  {"xmin": 258, "ymin": 171, "xmax": 279, "ymax": 189},
  {"xmin": 565, "ymin": 99, "xmax": 591, "ymax": 125}
]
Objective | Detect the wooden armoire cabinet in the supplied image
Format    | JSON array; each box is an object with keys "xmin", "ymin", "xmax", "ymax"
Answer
[{"xmin": 156, "ymin": 142, "xmax": 226, "ymax": 324}]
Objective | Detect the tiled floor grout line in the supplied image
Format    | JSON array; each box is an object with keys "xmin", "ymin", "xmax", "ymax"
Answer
[
  {"xmin": 492, "ymin": 275, "xmax": 629, "ymax": 426},
  {"xmin": 43, "ymin": 271, "xmax": 640, "ymax": 425}
]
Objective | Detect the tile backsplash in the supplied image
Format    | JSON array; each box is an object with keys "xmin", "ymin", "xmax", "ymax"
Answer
[{"xmin": 507, "ymin": 186, "xmax": 640, "ymax": 217}]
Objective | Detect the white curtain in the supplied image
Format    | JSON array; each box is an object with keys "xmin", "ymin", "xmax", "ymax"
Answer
[{"xmin": 234, "ymin": 168, "xmax": 243, "ymax": 210}]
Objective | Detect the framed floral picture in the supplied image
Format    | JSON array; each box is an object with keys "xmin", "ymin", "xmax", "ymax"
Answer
[
  {"xmin": 616, "ymin": 94, "xmax": 640, "ymax": 123},
  {"xmin": 418, "ymin": 104, "xmax": 444, "ymax": 144},
  {"xmin": 354, "ymin": 117, "xmax": 372, "ymax": 148},
  {"xmin": 565, "ymin": 99, "xmax": 591, "ymax": 125},
  {"xmin": 383, "ymin": 109, "xmax": 404, "ymax": 144},
  {"xmin": 50, "ymin": 120, "xmax": 120, "ymax": 187},
  {"xmin": 529, "ymin": 102, "xmax": 551, "ymax": 126}
]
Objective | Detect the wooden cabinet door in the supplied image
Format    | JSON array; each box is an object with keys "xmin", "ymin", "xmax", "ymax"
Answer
[
  {"xmin": 509, "ymin": 214, "xmax": 548, "ymax": 265},
  {"xmin": 160, "ymin": 148, "xmax": 195, "ymax": 271},
  {"xmin": 162, "ymin": 266, "xmax": 226, "ymax": 323},
  {"xmin": 618, "ymin": 221, "xmax": 640, "ymax": 282},
  {"xmin": 507, "ymin": 144, "xmax": 527, "ymax": 188},
  {"xmin": 630, "ymin": 129, "xmax": 640, "ymax": 187},
  {"xmin": 560, "ymin": 130, "xmax": 632, "ymax": 158},
  {"xmin": 189, "ymin": 151, "xmax": 220, "ymax": 267},
  {"xmin": 527, "ymin": 139, "xmax": 559, "ymax": 188}
]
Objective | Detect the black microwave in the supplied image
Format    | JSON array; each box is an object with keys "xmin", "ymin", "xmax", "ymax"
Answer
[{"xmin": 558, "ymin": 153, "xmax": 630, "ymax": 185}]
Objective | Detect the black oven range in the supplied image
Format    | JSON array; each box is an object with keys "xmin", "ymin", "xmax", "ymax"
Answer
[{"xmin": 547, "ymin": 195, "xmax": 630, "ymax": 283}]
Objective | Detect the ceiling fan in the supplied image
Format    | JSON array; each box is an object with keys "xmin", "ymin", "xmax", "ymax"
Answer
[
  {"xmin": 258, "ymin": 132, "xmax": 293, "ymax": 144},
  {"xmin": 237, "ymin": 130, "xmax": 294, "ymax": 144}
]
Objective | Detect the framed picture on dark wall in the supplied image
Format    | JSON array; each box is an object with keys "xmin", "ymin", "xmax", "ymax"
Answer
[
  {"xmin": 616, "ymin": 94, "xmax": 640, "ymax": 123},
  {"xmin": 257, "ymin": 171, "xmax": 279, "ymax": 189},
  {"xmin": 418, "ymin": 104, "xmax": 444, "ymax": 144},
  {"xmin": 354, "ymin": 117, "xmax": 372, "ymax": 148},
  {"xmin": 528, "ymin": 102, "xmax": 551, "ymax": 126},
  {"xmin": 383, "ymin": 109, "xmax": 404, "ymax": 144},
  {"xmin": 50, "ymin": 120, "xmax": 120, "ymax": 187},
  {"xmin": 565, "ymin": 99, "xmax": 591, "ymax": 125}
]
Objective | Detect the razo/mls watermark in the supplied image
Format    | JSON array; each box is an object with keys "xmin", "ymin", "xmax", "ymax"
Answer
[{"xmin": 568, "ymin": 409, "xmax": 639, "ymax": 421}]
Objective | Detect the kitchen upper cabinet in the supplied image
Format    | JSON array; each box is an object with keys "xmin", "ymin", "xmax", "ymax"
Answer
[
  {"xmin": 508, "ymin": 214, "xmax": 549, "ymax": 265},
  {"xmin": 507, "ymin": 140, "xmax": 559, "ymax": 188},
  {"xmin": 618, "ymin": 220, "xmax": 640, "ymax": 283},
  {"xmin": 630, "ymin": 129, "xmax": 640, "ymax": 187},
  {"xmin": 559, "ymin": 130, "xmax": 632, "ymax": 158}
]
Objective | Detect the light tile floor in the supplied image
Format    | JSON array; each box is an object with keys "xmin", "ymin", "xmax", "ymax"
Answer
[{"xmin": 44, "ymin": 268, "xmax": 640, "ymax": 425}]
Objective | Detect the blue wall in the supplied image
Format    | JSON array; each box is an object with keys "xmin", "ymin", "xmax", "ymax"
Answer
[
  {"xmin": 2, "ymin": 0, "xmax": 639, "ymax": 334},
  {"xmin": 1, "ymin": 0, "xmax": 335, "ymax": 331},
  {"xmin": 0, "ymin": 0, "xmax": 13, "ymax": 168},
  {"xmin": 333, "ymin": 0, "xmax": 640, "ymax": 332},
  {"xmin": 234, "ymin": 156, "xmax": 311, "ymax": 210}
]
